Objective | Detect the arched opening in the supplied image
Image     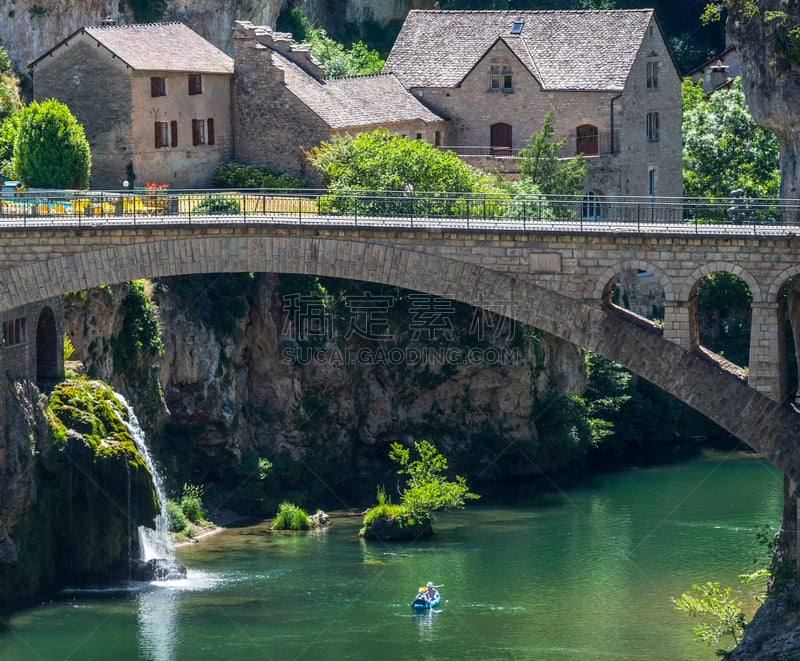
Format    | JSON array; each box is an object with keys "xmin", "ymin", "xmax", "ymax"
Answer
[
  {"xmin": 576, "ymin": 124, "xmax": 599, "ymax": 156},
  {"xmin": 490, "ymin": 123, "xmax": 512, "ymax": 155},
  {"xmin": 36, "ymin": 306, "xmax": 60, "ymax": 385},
  {"xmin": 694, "ymin": 271, "xmax": 752, "ymax": 368},
  {"xmin": 610, "ymin": 268, "xmax": 665, "ymax": 322},
  {"xmin": 780, "ymin": 278, "xmax": 800, "ymax": 400}
]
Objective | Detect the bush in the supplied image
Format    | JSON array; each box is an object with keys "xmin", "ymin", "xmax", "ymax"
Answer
[
  {"xmin": 14, "ymin": 98, "xmax": 91, "ymax": 189},
  {"xmin": 272, "ymin": 501, "xmax": 310, "ymax": 530},
  {"xmin": 167, "ymin": 499, "xmax": 189, "ymax": 533},
  {"xmin": 213, "ymin": 162, "xmax": 308, "ymax": 189},
  {"xmin": 194, "ymin": 194, "xmax": 241, "ymax": 215},
  {"xmin": 179, "ymin": 483, "xmax": 207, "ymax": 524}
]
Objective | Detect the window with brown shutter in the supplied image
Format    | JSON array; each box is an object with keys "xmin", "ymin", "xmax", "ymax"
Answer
[
  {"xmin": 192, "ymin": 119, "xmax": 205, "ymax": 146},
  {"xmin": 155, "ymin": 122, "xmax": 168, "ymax": 148},
  {"xmin": 207, "ymin": 118, "xmax": 215, "ymax": 145},
  {"xmin": 151, "ymin": 77, "xmax": 165, "ymax": 97},
  {"xmin": 171, "ymin": 120, "xmax": 178, "ymax": 147},
  {"xmin": 188, "ymin": 74, "xmax": 203, "ymax": 95}
]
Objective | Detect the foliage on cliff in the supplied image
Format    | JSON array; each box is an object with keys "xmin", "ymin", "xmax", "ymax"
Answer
[{"xmin": 112, "ymin": 280, "xmax": 164, "ymax": 382}]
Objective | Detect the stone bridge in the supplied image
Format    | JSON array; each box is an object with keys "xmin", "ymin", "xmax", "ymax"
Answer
[{"xmin": 2, "ymin": 213, "xmax": 800, "ymax": 486}]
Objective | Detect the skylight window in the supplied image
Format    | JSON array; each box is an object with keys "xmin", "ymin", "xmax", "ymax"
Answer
[{"xmin": 510, "ymin": 20, "xmax": 524, "ymax": 35}]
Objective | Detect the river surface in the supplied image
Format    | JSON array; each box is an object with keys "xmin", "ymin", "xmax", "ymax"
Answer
[{"xmin": 0, "ymin": 450, "xmax": 783, "ymax": 660}]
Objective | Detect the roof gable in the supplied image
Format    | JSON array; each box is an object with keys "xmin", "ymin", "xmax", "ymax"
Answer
[
  {"xmin": 384, "ymin": 9, "xmax": 655, "ymax": 91},
  {"xmin": 31, "ymin": 22, "xmax": 234, "ymax": 74}
]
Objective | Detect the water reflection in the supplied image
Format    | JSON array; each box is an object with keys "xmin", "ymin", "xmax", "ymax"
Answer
[
  {"xmin": 136, "ymin": 585, "xmax": 178, "ymax": 660},
  {"xmin": 414, "ymin": 608, "xmax": 439, "ymax": 643}
]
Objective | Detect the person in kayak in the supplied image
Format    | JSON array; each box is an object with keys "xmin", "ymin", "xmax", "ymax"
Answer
[{"xmin": 423, "ymin": 582, "xmax": 439, "ymax": 602}]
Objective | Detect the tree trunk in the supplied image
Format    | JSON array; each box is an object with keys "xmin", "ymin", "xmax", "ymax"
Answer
[{"xmin": 727, "ymin": 0, "xmax": 800, "ymax": 201}]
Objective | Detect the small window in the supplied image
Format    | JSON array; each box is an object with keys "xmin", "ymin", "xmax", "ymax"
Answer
[
  {"xmin": 647, "ymin": 62, "xmax": 658, "ymax": 89},
  {"xmin": 489, "ymin": 65, "xmax": 501, "ymax": 91},
  {"xmin": 576, "ymin": 124, "xmax": 599, "ymax": 156},
  {"xmin": 150, "ymin": 76, "xmax": 166, "ymax": 97},
  {"xmin": 2, "ymin": 317, "xmax": 27, "ymax": 346},
  {"xmin": 510, "ymin": 20, "xmax": 524, "ymax": 35},
  {"xmin": 416, "ymin": 132, "xmax": 423, "ymax": 140},
  {"xmin": 502, "ymin": 66, "xmax": 513, "ymax": 92},
  {"xmin": 154, "ymin": 121, "xmax": 169, "ymax": 148},
  {"xmin": 646, "ymin": 112, "xmax": 659, "ymax": 141},
  {"xmin": 188, "ymin": 74, "xmax": 203, "ymax": 95},
  {"xmin": 581, "ymin": 192, "xmax": 603, "ymax": 220},
  {"xmin": 192, "ymin": 118, "xmax": 206, "ymax": 146},
  {"xmin": 648, "ymin": 166, "xmax": 659, "ymax": 197}
]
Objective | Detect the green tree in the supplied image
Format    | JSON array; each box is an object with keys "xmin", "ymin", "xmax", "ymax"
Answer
[
  {"xmin": 672, "ymin": 581, "xmax": 747, "ymax": 652},
  {"xmin": 281, "ymin": 8, "xmax": 384, "ymax": 77},
  {"xmin": 0, "ymin": 42, "xmax": 21, "ymax": 124},
  {"xmin": 388, "ymin": 440, "xmax": 479, "ymax": 524},
  {"xmin": 13, "ymin": 99, "xmax": 91, "ymax": 189},
  {"xmin": 0, "ymin": 111, "xmax": 21, "ymax": 178},
  {"xmin": 682, "ymin": 78, "xmax": 780, "ymax": 199},
  {"xmin": 518, "ymin": 109, "xmax": 587, "ymax": 196},
  {"xmin": 306, "ymin": 127, "xmax": 501, "ymax": 195}
]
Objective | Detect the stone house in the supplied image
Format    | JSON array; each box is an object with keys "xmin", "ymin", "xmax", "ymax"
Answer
[
  {"xmin": 384, "ymin": 10, "xmax": 683, "ymax": 199},
  {"xmin": 29, "ymin": 23, "xmax": 234, "ymax": 190},
  {"xmin": 231, "ymin": 21, "xmax": 447, "ymax": 182},
  {"xmin": 688, "ymin": 45, "xmax": 740, "ymax": 94}
]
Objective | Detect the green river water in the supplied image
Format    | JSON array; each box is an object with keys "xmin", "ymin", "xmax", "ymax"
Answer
[{"xmin": 0, "ymin": 450, "xmax": 783, "ymax": 660}]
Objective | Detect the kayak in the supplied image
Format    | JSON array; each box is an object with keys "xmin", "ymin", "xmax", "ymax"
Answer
[{"xmin": 411, "ymin": 592, "xmax": 441, "ymax": 610}]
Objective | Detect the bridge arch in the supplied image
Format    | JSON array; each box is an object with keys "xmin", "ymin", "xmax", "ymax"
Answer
[
  {"xmin": 594, "ymin": 261, "xmax": 674, "ymax": 307},
  {"xmin": 682, "ymin": 262, "xmax": 762, "ymax": 304},
  {"xmin": 769, "ymin": 265, "xmax": 800, "ymax": 303},
  {"xmin": 4, "ymin": 235, "xmax": 800, "ymax": 481}
]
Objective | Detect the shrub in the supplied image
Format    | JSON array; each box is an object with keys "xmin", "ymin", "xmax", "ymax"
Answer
[
  {"xmin": 167, "ymin": 499, "xmax": 189, "ymax": 533},
  {"xmin": 272, "ymin": 501, "xmax": 310, "ymax": 530},
  {"xmin": 194, "ymin": 194, "xmax": 241, "ymax": 215},
  {"xmin": 213, "ymin": 162, "xmax": 308, "ymax": 189},
  {"xmin": 179, "ymin": 483, "xmax": 207, "ymax": 524},
  {"xmin": 14, "ymin": 98, "xmax": 91, "ymax": 189}
]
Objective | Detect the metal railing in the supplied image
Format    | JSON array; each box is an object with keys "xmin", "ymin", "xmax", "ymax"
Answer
[{"xmin": 1, "ymin": 189, "xmax": 799, "ymax": 235}]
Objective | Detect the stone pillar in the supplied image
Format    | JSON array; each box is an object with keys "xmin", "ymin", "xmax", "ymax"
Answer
[
  {"xmin": 662, "ymin": 299, "xmax": 697, "ymax": 351},
  {"xmin": 748, "ymin": 302, "xmax": 787, "ymax": 402}
]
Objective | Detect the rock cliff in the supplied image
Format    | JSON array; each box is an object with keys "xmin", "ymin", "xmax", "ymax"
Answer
[{"xmin": 64, "ymin": 274, "xmax": 587, "ymax": 512}]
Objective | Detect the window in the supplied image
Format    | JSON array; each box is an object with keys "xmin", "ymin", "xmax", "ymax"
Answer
[
  {"xmin": 416, "ymin": 132, "xmax": 423, "ymax": 140},
  {"xmin": 192, "ymin": 118, "xmax": 205, "ymax": 145},
  {"xmin": 581, "ymin": 192, "xmax": 603, "ymax": 220},
  {"xmin": 154, "ymin": 121, "xmax": 169, "ymax": 148},
  {"xmin": 490, "ymin": 65, "xmax": 501, "ymax": 91},
  {"xmin": 576, "ymin": 124, "xmax": 599, "ymax": 156},
  {"xmin": 502, "ymin": 66, "xmax": 513, "ymax": 92},
  {"xmin": 150, "ymin": 76, "xmax": 166, "ymax": 97},
  {"xmin": 647, "ymin": 61, "xmax": 658, "ymax": 89},
  {"xmin": 2, "ymin": 317, "xmax": 27, "ymax": 346},
  {"xmin": 646, "ymin": 112, "xmax": 659, "ymax": 141},
  {"xmin": 648, "ymin": 166, "xmax": 659, "ymax": 197},
  {"xmin": 434, "ymin": 131, "xmax": 441, "ymax": 147},
  {"xmin": 188, "ymin": 74, "xmax": 203, "ymax": 95},
  {"xmin": 170, "ymin": 120, "xmax": 178, "ymax": 147},
  {"xmin": 510, "ymin": 20, "xmax": 524, "ymax": 35}
]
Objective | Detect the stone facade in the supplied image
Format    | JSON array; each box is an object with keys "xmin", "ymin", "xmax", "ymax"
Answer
[
  {"xmin": 30, "ymin": 23, "xmax": 234, "ymax": 189},
  {"xmin": 385, "ymin": 10, "xmax": 683, "ymax": 199},
  {"xmin": 0, "ymin": 298, "xmax": 64, "ymax": 383}
]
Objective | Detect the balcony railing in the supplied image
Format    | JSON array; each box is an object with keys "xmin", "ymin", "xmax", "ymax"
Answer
[{"xmin": 440, "ymin": 130, "xmax": 619, "ymax": 160}]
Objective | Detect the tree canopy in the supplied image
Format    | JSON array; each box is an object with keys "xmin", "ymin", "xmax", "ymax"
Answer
[
  {"xmin": 517, "ymin": 109, "xmax": 587, "ymax": 196},
  {"xmin": 682, "ymin": 78, "xmax": 780, "ymax": 199},
  {"xmin": 13, "ymin": 99, "xmax": 91, "ymax": 189}
]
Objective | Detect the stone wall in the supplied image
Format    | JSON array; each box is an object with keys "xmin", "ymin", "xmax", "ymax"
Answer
[{"xmin": 0, "ymin": 298, "xmax": 64, "ymax": 383}]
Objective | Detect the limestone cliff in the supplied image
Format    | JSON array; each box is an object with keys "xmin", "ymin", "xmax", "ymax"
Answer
[{"xmin": 64, "ymin": 274, "xmax": 587, "ymax": 512}]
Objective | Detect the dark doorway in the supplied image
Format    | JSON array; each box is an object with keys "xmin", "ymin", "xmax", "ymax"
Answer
[
  {"xmin": 36, "ymin": 306, "xmax": 59, "ymax": 384},
  {"xmin": 490, "ymin": 123, "xmax": 512, "ymax": 155}
]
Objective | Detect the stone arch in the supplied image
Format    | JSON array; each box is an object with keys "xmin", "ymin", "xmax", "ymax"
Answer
[
  {"xmin": 681, "ymin": 262, "xmax": 762, "ymax": 304},
  {"xmin": 768, "ymin": 265, "xmax": 800, "ymax": 304},
  {"xmin": 594, "ymin": 260, "xmax": 674, "ymax": 308},
  {"xmin": 3, "ymin": 236, "xmax": 800, "ymax": 480},
  {"xmin": 36, "ymin": 306, "xmax": 59, "ymax": 383}
]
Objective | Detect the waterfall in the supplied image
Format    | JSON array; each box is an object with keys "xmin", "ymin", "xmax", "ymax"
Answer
[{"xmin": 112, "ymin": 394, "xmax": 175, "ymax": 565}]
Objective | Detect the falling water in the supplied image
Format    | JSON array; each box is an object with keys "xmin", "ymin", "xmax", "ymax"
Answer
[{"xmin": 112, "ymin": 394, "xmax": 175, "ymax": 564}]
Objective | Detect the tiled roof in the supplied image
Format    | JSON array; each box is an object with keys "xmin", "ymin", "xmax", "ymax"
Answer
[
  {"xmin": 32, "ymin": 22, "xmax": 234, "ymax": 74},
  {"xmin": 274, "ymin": 51, "xmax": 444, "ymax": 129},
  {"xmin": 384, "ymin": 10, "xmax": 654, "ymax": 91}
]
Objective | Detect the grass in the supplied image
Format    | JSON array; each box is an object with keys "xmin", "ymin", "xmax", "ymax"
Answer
[{"xmin": 272, "ymin": 501, "xmax": 311, "ymax": 530}]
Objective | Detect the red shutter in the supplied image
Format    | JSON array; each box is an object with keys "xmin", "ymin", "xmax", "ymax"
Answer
[
  {"xmin": 171, "ymin": 120, "xmax": 178, "ymax": 147},
  {"xmin": 207, "ymin": 118, "xmax": 215, "ymax": 145},
  {"xmin": 192, "ymin": 119, "xmax": 199, "ymax": 146},
  {"xmin": 155, "ymin": 122, "xmax": 162, "ymax": 148}
]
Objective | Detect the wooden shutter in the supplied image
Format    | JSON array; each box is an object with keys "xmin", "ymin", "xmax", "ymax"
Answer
[
  {"xmin": 171, "ymin": 120, "xmax": 178, "ymax": 147},
  {"xmin": 207, "ymin": 118, "xmax": 215, "ymax": 145},
  {"xmin": 151, "ymin": 77, "xmax": 160, "ymax": 97},
  {"xmin": 155, "ymin": 122, "xmax": 162, "ymax": 148},
  {"xmin": 192, "ymin": 119, "xmax": 199, "ymax": 146}
]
